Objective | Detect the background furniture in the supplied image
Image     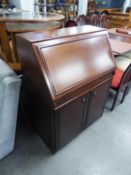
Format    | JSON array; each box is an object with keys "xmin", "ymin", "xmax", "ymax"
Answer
[
  {"xmin": 16, "ymin": 25, "xmax": 115, "ymax": 153},
  {"xmin": 109, "ymin": 39, "xmax": 131, "ymax": 55},
  {"xmin": 107, "ymin": 12, "xmax": 129, "ymax": 28},
  {"xmin": 111, "ymin": 63, "xmax": 131, "ymax": 110},
  {"xmin": 87, "ymin": 0, "xmax": 130, "ymax": 28},
  {"xmin": 90, "ymin": 13, "xmax": 100, "ymax": 26},
  {"xmin": 34, "ymin": 0, "xmax": 78, "ymax": 21},
  {"xmin": 108, "ymin": 28, "xmax": 131, "ymax": 54},
  {"xmin": 99, "ymin": 13, "xmax": 108, "ymax": 28},
  {"xmin": 0, "ymin": 12, "xmax": 64, "ymax": 71},
  {"xmin": 65, "ymin": 19, "xmax": 77, "ymax": 27},
  {"xmin": 0, "ymin": 0, "xmax": 9, "ymax": 8},
  {"xmin": 76, "ymin": 14, "xmax": 89, "ymax": 25},
  {"xmin": 87, "ymin": 11, "xmax": 129, "ymax": 29},
  {"xmin": 75, "ymin": 13, "xmax": 108, "ymax": 27},
  {"xmin": 0, "ymin": 59, "xmax": 21, "ymax": 160},
  {"xmin": 107, "ymin": 28, "xmax": 131, "ymax": 110}
]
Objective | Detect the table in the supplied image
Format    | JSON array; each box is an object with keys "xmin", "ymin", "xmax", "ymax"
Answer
[
  {"xmin": 0, "ymin": 12, "xmax": 64, "ymax": 23},
  {"xmin": 108, "ymin": 28, "xmax": 131, "ymax": 43},
  {"xmin": 108, "ymin": 28, "xmax": 131, "ymax": 55},
  {"xmin": 0, "ymin": 12, "xmax": 64, "ymax": 70},
  {"xmin": 109, "ymin": 38, "xmax": 131, "ymax": 55}
]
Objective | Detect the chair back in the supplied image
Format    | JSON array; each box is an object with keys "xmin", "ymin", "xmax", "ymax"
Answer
[
  {"xmin": 120, "ymin": 63, "xmax": 131, "ymax": 88},
  {"xmin": 99, "ymin": 13, "xmax": 108, "ymax": 28},
  {"xmin": 65, "ymin": 20, "xmax": 77, "ymax": 27},
  {"xmin": 110, "ymin": 61, "xmax": 131, "ymax": 110},
  {"xmin": 77, "ymin": 14, "xmax": 89, "ymax": 26},
  {"xmin": 90, "ymin": 14, "xmax": 100, "ymax": 26}
]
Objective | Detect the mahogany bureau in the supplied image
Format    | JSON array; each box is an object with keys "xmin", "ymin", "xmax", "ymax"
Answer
[{"xmin": 16, "ymin": 25, "xmax": 115, "ymax": 153}]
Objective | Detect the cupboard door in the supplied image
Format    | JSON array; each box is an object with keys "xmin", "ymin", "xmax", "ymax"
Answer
[
  {"xmin": 57, "ymin": 95, "xmax": 87, "ymax": 148},
  {"xmin": 85, "ymin": 81, "xmax": 111, "ymax": 127}
]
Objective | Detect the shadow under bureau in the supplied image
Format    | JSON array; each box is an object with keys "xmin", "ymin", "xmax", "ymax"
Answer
[{"xmin": 16, "ymin": 25, "xmax": 115, "ymax": 153}]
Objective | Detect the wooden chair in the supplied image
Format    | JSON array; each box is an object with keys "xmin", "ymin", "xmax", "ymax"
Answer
[
  {"xmin": 65, "ymin": 20, "xmax": 77, "ymax": 27},
  {"xmin": 110, "ymin": 63, "xmax": 131, "ymax": 111},
  {"xmin": 90, "ymin": 14, "xmax": 100, "ymax": 26},
  {"xmin": 76, "ymin": 14, "xmax": 90, "ymax": 26},
  {"xmin": 99, "ymin": 13, "xmax": 108, "ymax": 28}
]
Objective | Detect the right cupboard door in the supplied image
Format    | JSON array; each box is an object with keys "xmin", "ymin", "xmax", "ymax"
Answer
[{"xmin": 85, "ymin": 80, "xmax": 111, "ymax": 127}]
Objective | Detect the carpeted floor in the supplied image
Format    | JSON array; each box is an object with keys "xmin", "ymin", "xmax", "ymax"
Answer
[{"xmin": 0, "ymin": 91, "xmax": 131, "ymax": 175}]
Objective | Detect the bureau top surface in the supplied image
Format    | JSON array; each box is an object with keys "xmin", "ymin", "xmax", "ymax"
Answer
[{"xmin": 16, "ymin": 25, "xmax": 105, "ymax": 43}]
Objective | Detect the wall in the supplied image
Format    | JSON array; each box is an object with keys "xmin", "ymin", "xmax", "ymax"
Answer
[
  {"xmin": 78, "ymin": 0, "xmax": 88, "ymax": 15},
  {"xmin": 12, "ymin": 0, "xmax": 34, "ymax": 11}
]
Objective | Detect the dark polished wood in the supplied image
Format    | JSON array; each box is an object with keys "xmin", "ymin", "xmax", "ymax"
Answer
[{"xmin": 16, "ymin": 25, "xmax": 115, "ymax": 152}]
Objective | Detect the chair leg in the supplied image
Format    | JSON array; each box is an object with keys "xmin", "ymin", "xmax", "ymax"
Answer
[
  {"xmin": 111, "ymin": 90, "xmax": 119, "ymax": 111},
  {"xmin": 120, "ymin": 86, "xmax": 130, "ymax": 104}
]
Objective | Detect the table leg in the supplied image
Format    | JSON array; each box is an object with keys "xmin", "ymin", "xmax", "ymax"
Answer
[
  {"xmin": 9, "ymin": 32, "xmax": 19, "ymax": 63},
  {"xmin": 0, "ymin": 22, "xmax": 12, "ymax": 62},
  {"xmin": 61, "ymin": 19, "xmax": 65, "ymax": 28}
]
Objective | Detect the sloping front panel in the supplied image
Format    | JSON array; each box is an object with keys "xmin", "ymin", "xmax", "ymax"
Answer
[{"xmin": 40, "ymin": 34, "xmax": 114, "ymax": 96}]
